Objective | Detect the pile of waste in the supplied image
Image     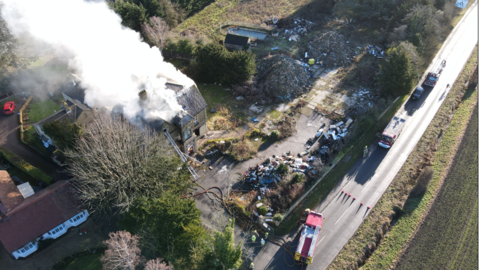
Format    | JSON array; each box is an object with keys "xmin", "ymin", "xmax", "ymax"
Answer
[
  {"xmin": 307, "ymin": 31, "xmax": 356, "ymax": 68},
  {"xmin": 367, "ymin": 45, "xmax": 384, "ymax": 58},
  {"xmin": 243, "ymin": 154, "xmax": 313, "ymax": 187},
  {"xmin": 273, "ymin": 18, "xmax": 314, "ymax": 42},
  {"xmin": 256, "ymin": 55, "xmax": 310, "ymax": 102}
]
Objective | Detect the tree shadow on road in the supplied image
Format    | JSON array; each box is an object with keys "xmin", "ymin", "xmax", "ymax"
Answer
[{"xmin": 344, "ymin": 147, "xmax": 388, "ymax": 185}]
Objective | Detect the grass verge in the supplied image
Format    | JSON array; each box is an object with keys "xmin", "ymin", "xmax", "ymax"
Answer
[
  {"xmin": 25, "ymin": 99, "xmax": 61, "ymax": 123},
  {"xmin": 328, "ymin": 45, "xmax": 478, "ymax": 269},
  {"xmin": 0, "ymin": 145, "xmax": 53, "ymax": 184},
  {"xmin": 274, "ymin": 95, "xmax": 408, "ymax": 235}
]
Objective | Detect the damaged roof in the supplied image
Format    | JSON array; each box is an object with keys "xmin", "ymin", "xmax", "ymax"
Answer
[
  {"xmin": 166, "ymin": 83, "xmax": 207, "ymax": 117},
  {"xmin": 0, "ymin": 180, "xmax": 83, "ymax": 254}
]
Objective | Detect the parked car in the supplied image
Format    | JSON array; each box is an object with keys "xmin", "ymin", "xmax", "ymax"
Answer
[
  {"xmin": 411, "ymin": 86, "xmax": 424, "ymax": 100},
  {"xmin": 3, "ymin": 101, "xmax": 14, "ymax": 114}
]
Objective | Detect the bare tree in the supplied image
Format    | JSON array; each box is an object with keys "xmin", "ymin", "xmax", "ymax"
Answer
[
  {"xmin": 142, "ymin": 16, "xmax": 170, "ymax": 49},
  {"xmin": 101, "ymin": 231, "xmax": 142, "ymax": 270},
  {"xmin": 144, "ymin": 258, "xmax": 173, "ymax": 270},
  {"xmin": 65, "ymin": 114, "xmax": 191, "ymax": 215}
]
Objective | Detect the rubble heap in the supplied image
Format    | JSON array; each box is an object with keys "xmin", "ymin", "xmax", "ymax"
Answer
[
  {"xmin": 256, "ymin": 55, "xmax": 310, "ymax": 102},
  {"xmin": 307, "ymin": 31, "xmax": 356, "ymax": 68},
  {"xmin": 278, "ymin": 18, "xmax": 314, "ymax": 42}
]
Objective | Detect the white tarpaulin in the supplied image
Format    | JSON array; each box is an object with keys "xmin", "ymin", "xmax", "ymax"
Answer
[{"xmin": 455, "ymin": 0, "xmax": 468, "ymax": 8}]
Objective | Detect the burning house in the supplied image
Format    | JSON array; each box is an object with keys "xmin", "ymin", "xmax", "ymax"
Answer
[
  {"xmin": 146, "ymin": 82, "xmax": 207, "ymax": 155},
  {"xmin": 118, "ymin": 81, "xmax": 208, "ymax": 155}
]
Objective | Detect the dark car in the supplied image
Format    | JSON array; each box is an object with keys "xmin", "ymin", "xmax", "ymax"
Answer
[{"xmin": 411, "ymin": 86, "xmax": 424, "ymax": 100}]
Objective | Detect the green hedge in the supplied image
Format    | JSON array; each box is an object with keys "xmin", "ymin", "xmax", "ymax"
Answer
[{"xmin": 0, "ymin": 146, "xmax": 52, "ymax": 184}]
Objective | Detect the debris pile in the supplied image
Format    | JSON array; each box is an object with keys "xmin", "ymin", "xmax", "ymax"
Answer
[
  {"xmin": 367, "ymin": 45, "xmax": 384, "ymax": 58},
  {"xmin": 256, "ymin": 55, "xmax": 310, "ymax": 102},
  {"xmin": 279, "ymin": 18, "xmax": 314, "ymax": 42},
  {"xmin": 243, "ymin": 154, "xmax": 313, "ymax": 188},
  {"xmin": 307, "ymin": 31, "xmax": 356, "ymax": 67}
]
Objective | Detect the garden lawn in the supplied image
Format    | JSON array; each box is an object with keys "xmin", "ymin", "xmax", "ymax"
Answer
[
  {"xmin": 26, "ymin": 99, "xmax": 61, "ymax": 123},
  {"xmin": 63, "ymin": 253, "xmax": 102, "ymax": 270}
]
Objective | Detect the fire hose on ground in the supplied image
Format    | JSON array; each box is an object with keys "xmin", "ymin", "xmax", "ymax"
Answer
[{"xmin": 183, "ymin": 182, "xmax": 306, "ymax": 268}]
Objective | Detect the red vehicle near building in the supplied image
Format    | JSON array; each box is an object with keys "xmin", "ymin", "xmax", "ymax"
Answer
[
  {"xmin": 423, "ymin": 59, "xmax": 446, "ymax": 87},
  {"xmin": 295, "ymin": 209, "xmax": 324, "ymax": 265},
  {"xmin": 379, "ymin": 115, "xmax": 406, "ymax": 149},
  {"xmin": 3, "ymin": 101, "xmax": 14, "ymax": 115}
]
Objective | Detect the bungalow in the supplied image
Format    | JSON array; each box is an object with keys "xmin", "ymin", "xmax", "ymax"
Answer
[{"xmin": 0, "ymin": 171, "xmax": 88, "ymax": 259}]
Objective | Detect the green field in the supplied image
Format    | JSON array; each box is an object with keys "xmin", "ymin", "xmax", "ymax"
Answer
[{"xmin": 395, "ymin": 104, "xmax": 478, "ymax": 270}]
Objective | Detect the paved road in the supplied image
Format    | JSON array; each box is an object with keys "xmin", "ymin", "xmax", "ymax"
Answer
[
  {"xmin": 255, "ymin": 2, "xmax": 478, "ymax": 269},
  {"xmin": 0, "ymin": 97, "xmax": 68, "ymax": 181}
]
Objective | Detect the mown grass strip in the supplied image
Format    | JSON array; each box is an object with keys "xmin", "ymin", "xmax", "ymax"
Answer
[
  {"xmin": 360, "ymin": 52, "xmax": 478, "ymax": 269},
  {"xmin": 329, "ymin": 44, "xmax": 478, "ymax": 270},
  {"xmin": 274, "ymin": 95, "xmax": 408, "ymax": 235}
]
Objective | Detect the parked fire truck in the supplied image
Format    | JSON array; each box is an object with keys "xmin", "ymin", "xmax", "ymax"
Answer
[
  {"xmin": 423, "ymin": 59, "xmax": 446, "ymax": 87},
  {"xmin": 295, "ymin": 209, "xmax": 324, "ymax": 265},
  {"xmin": 378, "ymin": 115, "xmax": 406, "ymax": 149}
]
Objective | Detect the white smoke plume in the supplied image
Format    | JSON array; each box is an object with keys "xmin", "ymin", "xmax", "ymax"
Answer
[{"xmin": 1, "ymin": 0, "xmax": 193, "ymax": 121}]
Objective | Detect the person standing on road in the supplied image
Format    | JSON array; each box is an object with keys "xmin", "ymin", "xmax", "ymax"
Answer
[{"xmin": 363, "ymin": 145, "xmax": 368, "ymax": 157}]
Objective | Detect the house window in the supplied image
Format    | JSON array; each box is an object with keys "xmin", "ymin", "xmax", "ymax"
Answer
[
  {"xmin": 184, "ymin": 129, "xmax": 192, "ymax": 140},
  {"xmin": 194, "ymin": 115, "xmax": 199, "ymax": 126}
]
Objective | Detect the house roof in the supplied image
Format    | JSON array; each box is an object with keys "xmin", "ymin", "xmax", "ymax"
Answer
[
  {"xmin": 224, "ymin": 34, "xmax": 249, "ymax": 47},
  {"xmin": 60, "ymin": 77, "xmax": 86, "ymax": 104},
  {"xmin": 171, "ymin": 112, "xmax": 194, "ymax": 128},
  {"xmin": 0, "ymin": 171, "xmax": 24, "ymax": 213},
  {"xmin": 0, "ymin": 180, "xmax": 83, "ymax": 254},
  {"xmin": 166, "ymin": 83, "xmax": 207, "ymax": 117}
]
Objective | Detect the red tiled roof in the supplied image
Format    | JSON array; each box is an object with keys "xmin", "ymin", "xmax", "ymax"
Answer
[
  {"xmin": 0, "ymin": 171, "xmax": 24, "ymax": 212},
  {"xmin": 0, "ymin": 180, "xmax": 83, "ymax": 253}
]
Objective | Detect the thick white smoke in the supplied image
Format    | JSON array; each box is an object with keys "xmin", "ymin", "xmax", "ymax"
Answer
[{"xmin": 1, "ymin": 0, "xmax": 193, "ymax": 121}]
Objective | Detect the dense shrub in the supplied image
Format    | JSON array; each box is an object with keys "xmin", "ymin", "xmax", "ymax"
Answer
[
  {"xmin": 269, "ymin": 130, "xmax": 280, "ymax": 141},
  {"xmin": 273, "ymin": 213, "xmax": 284, "ymax": 222},
  {"xmin": 291, "ymin": 173, "xmax": 304, "ymax": 184},
  {"xmin": 258, "ymin": 205, "xmax": 268, "ymax": 215},
  {"xmin": 277, "ymin": 163, "xmax": 289, "ymax": 175},
  {"xmin": 195, "ymin": 43, "xmax": 256, "ymax": 85}
]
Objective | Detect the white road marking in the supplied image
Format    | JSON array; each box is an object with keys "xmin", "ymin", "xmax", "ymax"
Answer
[
  {"xmin": 335, "ymin": 209, "xmax": 349, "ymax": 225},
  {"xmin": 361, "ymin": 180, "xmax": 371, "ymax": 193},
  {"xmin": 316, "ymin": 236, "xmax": 325, "ymax": 247}
]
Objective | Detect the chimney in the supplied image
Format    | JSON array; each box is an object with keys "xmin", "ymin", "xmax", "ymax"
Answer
[{"xmin": 138, "ymin": 89, "xmax": 147, "ymax": 101}]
